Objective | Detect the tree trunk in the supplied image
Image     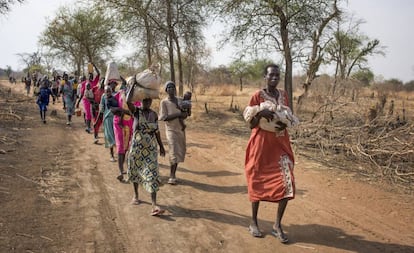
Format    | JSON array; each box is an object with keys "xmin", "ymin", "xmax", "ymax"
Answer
[
  {"xmin": 174, "ymin": 34, "xmax": 184, "ymax": 97},
  {"xmin": 274, "ymin": 4, "xmax": 293, "ymax": 111},
  {"xmin": 166, "ymin": 0, "xmax": 175, "ymax": 83},
  {"xmin": 280, "ymin": 19, "xmax": 293, "ymax": 111},
  {"xmin": 239, "ymin": 77, "xmax": 243, "ymax": 91},
  {"xmin": 144, "ymin": 18, "xmax": 152, "ymax": 67}
]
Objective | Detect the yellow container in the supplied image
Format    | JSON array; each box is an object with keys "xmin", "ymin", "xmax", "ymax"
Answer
[{"xmin": 87, "ymin": 63, "xmax": 93, "ymax": 74}]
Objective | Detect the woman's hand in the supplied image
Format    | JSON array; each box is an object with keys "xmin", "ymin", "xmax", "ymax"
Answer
[
  {"xmin": 275, "ymin": 121, "xmax": 287, "ymax": 131},
  {"xmin": 258, "ymin": 109, "xmax": 274, "ymax": 122},
  {"xmin": 159, "ymin": 146, "xmax": 165, "ymax": 157},
  {"xmin": 179, "ymin": 111, "xmax": 188, "ymax": 119}
]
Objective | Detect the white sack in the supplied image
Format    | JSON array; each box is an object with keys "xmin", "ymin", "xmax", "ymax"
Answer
[
  {"xmin": 104, "ymin": 62, "xmax": 120, "ymax": 85},
  {"xmin": 135, "ymin": 67, "xmax": 161, "ymax": 90},
  {"xmin": 126, "ymin": 76, "xmax": 159, "ymax": 102}
]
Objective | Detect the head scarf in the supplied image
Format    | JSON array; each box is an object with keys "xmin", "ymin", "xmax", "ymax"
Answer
[{"xmin": 164, "ymin": 81, "xmax": 176, "ymax": 92}]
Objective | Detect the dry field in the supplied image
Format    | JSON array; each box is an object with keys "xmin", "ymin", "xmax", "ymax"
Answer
[
  {"xmin": 1, "ymin": 79, "xmax": 413, "ymax": 253},
  {"xmin": 186, "ymin": 83, "xmax": 414, "ymax": 193}
]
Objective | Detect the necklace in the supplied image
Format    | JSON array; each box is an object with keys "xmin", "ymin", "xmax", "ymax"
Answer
[{"xmin": 266, "ymin": 88, "xmax": 279, "ymax": 99}]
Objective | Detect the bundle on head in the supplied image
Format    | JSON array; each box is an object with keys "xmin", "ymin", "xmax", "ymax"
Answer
[
  {"xmin": 127, "ymin": 66, "xmax": 161, "ymax": 102},
  {"xmin": 104, "ymin": 62, "xmax": 121, "ymax": 86}
]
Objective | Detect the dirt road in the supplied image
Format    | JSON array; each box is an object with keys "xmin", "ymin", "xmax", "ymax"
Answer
[{"xmin": 1, "ymin": 80, "xmax": 413, "ymax": 253}]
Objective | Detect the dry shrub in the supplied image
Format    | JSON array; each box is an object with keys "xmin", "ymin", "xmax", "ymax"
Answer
[
  {"xmin": 185, "ymin": 79, "xmax": 414, "ymax": 192},
  {"xmin": 293, "ymin": 84, "xmax": 414, "ymax": 193}
]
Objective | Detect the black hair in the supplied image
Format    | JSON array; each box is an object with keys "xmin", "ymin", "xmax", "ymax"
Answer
[{"xmin": 263, "ymin": 64, "xmax": 279, "ymax": 76}]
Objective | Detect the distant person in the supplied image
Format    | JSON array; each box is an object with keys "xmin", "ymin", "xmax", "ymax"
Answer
[
  {"xmin": 126, "ymin": 82, "xmax": 166, "ymax": 216},
  {"xmin": 243, "ymin": 64, "xmax": 295, "ymax": 243},
  {"xmin": 61, "ymin": 73, "xmax": 77, "ymax": 125},
  {"xmin": 158, "ymin": 81, "xmax": 188, "ymax": 185},
  {"xmin": 92, "ymin": 78, "xmax": 106, "ymax": 143},
  {"xmin": 99, "ymin": 85, "xmax": 117, "ymax": 162},
  {"xmin": 24, "ymin": 77, "xmax": 31, "ymax": 96},
  {"xmin": 51, "ymin": 76, "xmax": 60, "ymax": 104},
  {"xmin": 77, "ymin": 63, "xmax": 100, "ymax": 133},
  {"xmin": 36, "ymin": 81, "xmax": 52, "ymax": 124}
]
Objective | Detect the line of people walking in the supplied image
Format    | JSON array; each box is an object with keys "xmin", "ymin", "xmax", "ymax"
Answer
[{"xmin": 24, "ymin": 62, "xmax": 296, "ymax": 243}]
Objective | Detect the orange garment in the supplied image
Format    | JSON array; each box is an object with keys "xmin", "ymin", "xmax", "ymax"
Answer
[{"xmin": 244, "ymin": 89, "xmax": 295, "ymax": 202}]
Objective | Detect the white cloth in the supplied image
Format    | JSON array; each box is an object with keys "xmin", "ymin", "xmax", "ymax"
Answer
[{"xmin": 243, "ymin": 99, "xmax": 299, "ymax": 132}]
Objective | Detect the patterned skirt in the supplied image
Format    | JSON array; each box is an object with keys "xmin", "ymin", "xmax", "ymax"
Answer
[{"xmin": 127, "ymin": 130, "xmax": 160, "ymax": 193}]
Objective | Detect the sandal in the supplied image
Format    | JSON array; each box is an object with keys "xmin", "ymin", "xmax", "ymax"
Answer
[
  {"xmin": 248, "ymin": 224, "xmax": 263, "ymax": 238},
  {"xmin": 167, "ymin": 178, "xmax": 177, "ymax": 185},
  {"xmin": 116, "ymin": 174, "xmax": 127, "ymax": 183},
  {"xmin": 271, "ymin": 227, "xmax": 289, "ymax": 243},
  {"xmin": 131, "ymin": 198, "xmax": 141, "ymax": 205},
  {"xmin": 150, "ymin": 207, "xmax": 165, "ymax": 216}
]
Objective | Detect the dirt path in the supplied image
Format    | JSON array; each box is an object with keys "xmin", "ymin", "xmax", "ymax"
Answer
[{"xmin": 1, "ymin": 80, "xmax": 413, "ymax": 253}]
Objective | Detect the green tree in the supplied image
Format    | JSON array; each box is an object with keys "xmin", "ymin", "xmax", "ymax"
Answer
[
  {"xmin": 96, "ymin": 0, "xmax": 207, "ymax": 96},
  {"xmin": 326, "ymin": 17, "xmax": 384, "ymax": 82},
  {"xmin": 351, "ymin": 68, "xmax": 374, "ymax": 86},
  {"xmin": 96, "ymin": 0, "xmax": 157, "ymax": 67},
  {"xmin": 229, "ymin": 59, "xmax": 254, "ymax": 91},
  {"xmin": 214, "ymin": 0, "xmax": 343, "ymax": 111},
  {"xmin": 39, "ymin": 6, "xmax": 118, "ymax": 74},
  {"xmin": 5, "ymin": 65, "xmax": 12, "ymax": 77}
]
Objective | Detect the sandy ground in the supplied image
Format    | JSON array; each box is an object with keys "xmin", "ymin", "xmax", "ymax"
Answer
[{"xmin": 0, "ymin": 80, "xmax": 413, "ymax": 253}]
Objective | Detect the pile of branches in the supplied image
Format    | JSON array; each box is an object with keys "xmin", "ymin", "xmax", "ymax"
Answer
[{"xmin": 293, "ymin": 98, "xmax": 413, "ymax": 192}]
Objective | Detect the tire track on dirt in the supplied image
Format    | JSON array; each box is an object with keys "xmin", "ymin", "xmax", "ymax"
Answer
[{"xmin": 70, "ymin": 133, "xmax": 128, "ymax": 253}]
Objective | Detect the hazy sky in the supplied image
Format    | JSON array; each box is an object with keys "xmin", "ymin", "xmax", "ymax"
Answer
[{"xmin": 0, "ymin": 0, "xmax": 413, "ymax": 82}]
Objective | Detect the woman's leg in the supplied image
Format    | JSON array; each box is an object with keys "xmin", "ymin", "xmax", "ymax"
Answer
[
  {"xmin": 275, "ymin": 198, "xmax": 288, "ymax": 229},
  {"xmin": 251, "ymin": 201, "xmax": 260, "ymax": 227},
  {"xmin": 151, "ymin": 191, "xmax": 157, "ymax": 207},
  {"xmin": 118, "ymin": 153, "xmax": 125, "ymax": 174},
  {"xmin": 150, "ymin": 191, "xmax": 164, "ymax": 215},
  {"xmin": 248, "ymin": 201, "xmax": 262, "ymax": 237},
  {"xmin": 170, "ymin": 163, "xmax": 177, "ymax": 179},
  {"xmin": 117, "ymin": 153, "xmax": 125, "ymax": 182},
  {"xmin": 110, "ymin": 146, "xmax": 115, "ymax": 160},
  {"xmin": 272, "ymin": 198, "xmax": 289, "ymax": 242},
  {"xmin": 130, "ymin": 182, "xmax": 141, "ymax": 205}
]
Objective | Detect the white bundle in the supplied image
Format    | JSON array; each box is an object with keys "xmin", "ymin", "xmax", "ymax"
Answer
[
  {"xmin": 259, "ymin": 101, "xmax": 299, "ymax": 128},
  {"xmin": 127, "ymin": 76, "xmax": 159, "ymax": 102},
  {"xmin": 243, "ymin": 101, "xmax": 299, "ymax": 133},
  {"xmin": 104, "ymin": 62, "xmax": 120, "ymax": 86},
  {"xmin": 135, "ymin": 67, "xmax": 161, "ymax": 90}
]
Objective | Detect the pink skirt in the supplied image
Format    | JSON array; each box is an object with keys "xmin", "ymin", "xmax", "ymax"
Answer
[{"xmin": 113, "ymin": 115, "xmax": 133, "ymax": 154}]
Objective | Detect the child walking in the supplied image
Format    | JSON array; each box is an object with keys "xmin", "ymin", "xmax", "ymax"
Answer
[{"xmin": 36, "ymin": 81, "xmax": 52, "ymax": 124}]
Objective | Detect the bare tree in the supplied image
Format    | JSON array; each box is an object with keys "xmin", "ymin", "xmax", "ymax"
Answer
[
  {"xmin": 298, "ymin": 0, "xmax": 341, "ymax": 106},
  {"xmin": 16, "ymin": 51, "xmax": 42, "ymax": 73}
]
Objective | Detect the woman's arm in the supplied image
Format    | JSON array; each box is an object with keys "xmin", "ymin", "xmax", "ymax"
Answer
[
  {"xmin": 93, "ymin": 63, "xmax": 100, "ymax": 77},
  {"xmin": 249, "ymin": 109, "xmax": 274, "ymax": 129},
  {"xmin": 164, "ymin": 111, "xmax": 185, "ymax": 121},
  {"xmin": 126, "ymin": 81, "xmax": 136, "ymax": 114},
  {"xmin": 154, "ymin": 115, "xmax": 165, "ymax": 157}
]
